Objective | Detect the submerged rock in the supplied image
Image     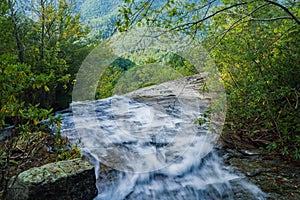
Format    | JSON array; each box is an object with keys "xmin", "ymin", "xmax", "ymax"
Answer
[{"xmin": 7, "ymin": 158, "xmax": 97, "ymax": 200}]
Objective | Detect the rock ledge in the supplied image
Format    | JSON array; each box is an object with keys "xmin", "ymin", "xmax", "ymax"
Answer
[{"xmin": 7, "ymin": 158, "xmax": 97, "ymax": 200}]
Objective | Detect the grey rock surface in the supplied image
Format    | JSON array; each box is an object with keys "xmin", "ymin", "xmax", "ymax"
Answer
[{"xmin": 7, "ymin": 158, "xmax": 97, "ymax": 200}]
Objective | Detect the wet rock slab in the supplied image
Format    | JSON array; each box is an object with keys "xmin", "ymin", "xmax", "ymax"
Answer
[
  {"xmin": 7, "ymin": 158, "xmax": 97, "ymax": 200},
  {"xmin": 220, "ymin": 141, "xmax": 300, "ymax": 200},
  {"xmin": 229, "ymin": 156, "xmax": 300, "ymax": 200}
]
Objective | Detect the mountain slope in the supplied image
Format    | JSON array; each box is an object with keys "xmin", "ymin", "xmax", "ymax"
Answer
[{"xmin": 73, "ymin": 0, "xmax": 123, "ymax": 38}]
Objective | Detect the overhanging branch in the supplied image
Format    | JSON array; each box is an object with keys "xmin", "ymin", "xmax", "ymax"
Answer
[
  {"xmin": 170, "ymin": 2, "xmax": 250, "ymax": 31},
  {"xmin": 249, "ymin": 16, "xmax": 293, "ymax": 22},
  {"xmin": 264, "ymin": 0, "xmax": 300, "ymax": 25}
]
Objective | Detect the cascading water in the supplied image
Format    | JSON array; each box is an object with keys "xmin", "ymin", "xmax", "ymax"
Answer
[{"xmin": 58, "ymin": 76, "xmax": 266, "ymax": 200}]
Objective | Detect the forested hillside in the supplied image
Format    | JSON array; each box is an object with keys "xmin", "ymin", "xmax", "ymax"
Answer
[
  {"xmin": 72, "ymin": 0, "xmax": 123, "ymax": 38},
  {"xmin": 14, "ymin": 0, "xmax": 122, "ymax": 38}
]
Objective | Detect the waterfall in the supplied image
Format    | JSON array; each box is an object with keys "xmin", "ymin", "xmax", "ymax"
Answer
[{"xmin": 58, "ymin": 76, "xmax": 266, "ymax": 199}]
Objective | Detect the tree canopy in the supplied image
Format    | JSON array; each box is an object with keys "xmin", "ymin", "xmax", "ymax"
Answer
[{"xmin": 117, "ymin": 0, "xmax": 300, "ymax": 159}]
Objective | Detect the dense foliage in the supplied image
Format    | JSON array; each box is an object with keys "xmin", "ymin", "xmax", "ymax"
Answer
[
  {"xmin": 210, "ymin": 2, "xmax": 300, "ymax": 159},
  {"xmin": 96, "ymin": 50, "xmax": 198, "ymax": 99},
  {"xmin": 96, "ymin": 57, "xmax": 136, "ymax": 98},
  {"xmin": 209, "ymin": 2, "xmax": 300, "ymax": 159},
  {"xmin": 117, "ymin": 0, "xmax": 300, "ymax": 159},
  {"xmin": 0, "ymin": 0, "xmax": 89, "ymax": 198},
  {"xmin": 1, "ymin": 0, "xmax": 90, "ymax": 113}
]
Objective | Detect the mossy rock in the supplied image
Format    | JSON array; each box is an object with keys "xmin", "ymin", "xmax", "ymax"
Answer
[{"xmin": 7, "ymin": 158, "xmax": 97, "ymax": 200}]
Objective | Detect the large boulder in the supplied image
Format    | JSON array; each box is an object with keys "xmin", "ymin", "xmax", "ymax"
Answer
[{"xmin": 7, "ymin": 158, "xmax": 97, "ymax": 200}]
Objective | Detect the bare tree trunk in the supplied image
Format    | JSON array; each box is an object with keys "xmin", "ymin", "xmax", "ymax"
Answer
[
  {"xmin": 7, "ymin": 0, "xmax": 24, "ymax": 63},
  {"xmin": 40, "ymin": 0, "xmax": 45, "ymax": 60}
]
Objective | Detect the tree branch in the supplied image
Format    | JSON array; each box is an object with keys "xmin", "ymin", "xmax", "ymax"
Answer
[
  {"xmin": 249, "ymin": 16, "xmax": 293, "ymax": 21},
  {"xmin": 170, "ymin": 2, "xmax": 250, "ymax": 32},
  {"xmin": 264, "ymin": 0, "xmax": 300, "ymax": 25},
  {"xmin": 208, "ymin": 3, "xmax": 269, "ymax": 52}
]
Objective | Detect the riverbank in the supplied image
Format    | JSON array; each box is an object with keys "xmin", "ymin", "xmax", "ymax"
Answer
[
  {"xmin": 0, "ymin": 130, "xmax": 81, "ymax": 199},
  {"xmin": 220, "ymin": 132, "xmax": 300, "ymax": 200}
]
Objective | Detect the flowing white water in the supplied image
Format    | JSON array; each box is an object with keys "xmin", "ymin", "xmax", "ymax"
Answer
[{"xmin": 58, "ymin": 92, "xmax": 266, "ymax": 200}]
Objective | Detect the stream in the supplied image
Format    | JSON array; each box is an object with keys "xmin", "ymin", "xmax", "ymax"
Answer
[{"xmin": 59, "ymin": 76, "xmax": 266, "ymax": 200}]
